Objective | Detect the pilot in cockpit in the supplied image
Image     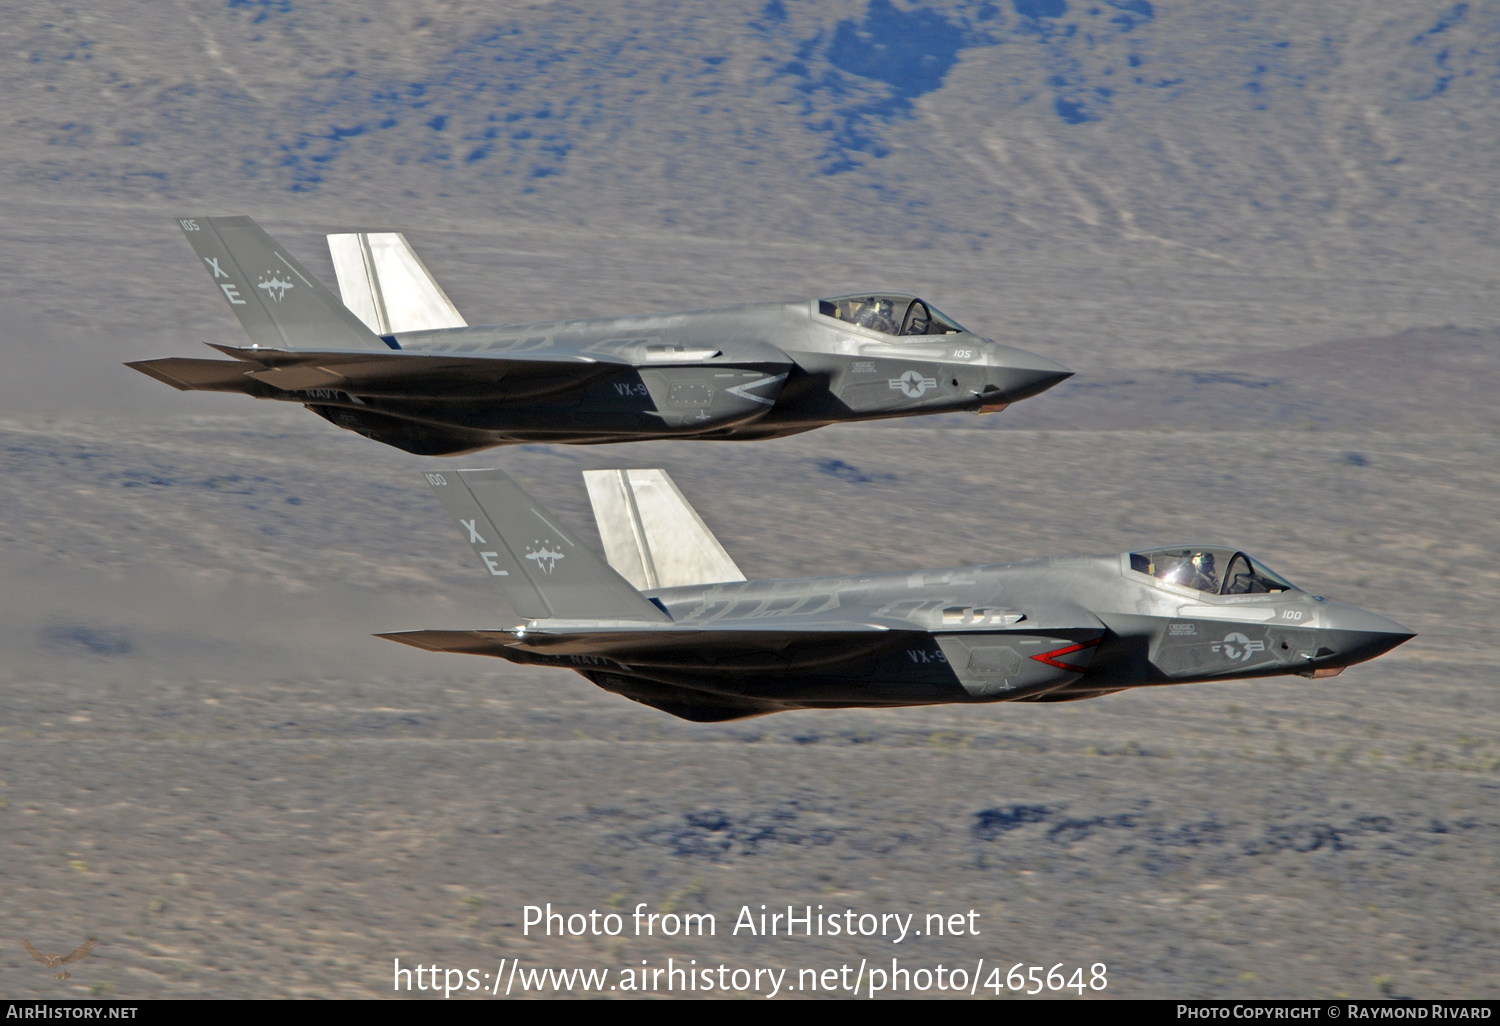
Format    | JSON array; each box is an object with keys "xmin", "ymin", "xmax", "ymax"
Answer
[
  {"xmin": 857, "ymin": 298, "xmax": 899, "ymax": 335},
  {"xmin": 1161, "ymin": 551, "xmax": 1219, "ymax": 593}
]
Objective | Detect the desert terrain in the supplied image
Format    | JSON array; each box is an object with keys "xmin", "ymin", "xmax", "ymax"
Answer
[{"xmin": 1, "ymin": 0, "xmax": 1497, "ymax": 1000}]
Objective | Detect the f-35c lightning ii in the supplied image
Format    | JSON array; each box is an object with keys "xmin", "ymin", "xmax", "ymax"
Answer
[
  {"xmin": 380, "ymin": 467, "xmax": 1415, "ymax": 722},
  {"xmin": 128, "ymin": 217, "xmax": 1072, "ymax": 455}
]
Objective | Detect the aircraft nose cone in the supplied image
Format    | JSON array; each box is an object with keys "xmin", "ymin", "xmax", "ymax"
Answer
[
  {"xmin": 1320, "ymin": 601, "xmax": 1413, "ymax": 637},
  {"xmin": 1315, "ymin": 601, "xmax": 1416, "ymax": 667},
  {"xmin": 987, "ymin": 347, "xmax": 1074, "ymax": 402}
]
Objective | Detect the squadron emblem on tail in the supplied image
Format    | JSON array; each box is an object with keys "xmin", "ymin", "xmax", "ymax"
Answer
[
  {"xmin": 256, "ymin": 270, "xmax": 295, "ymax": 302},
  {"xmin": 525, "ymin": 541, "xmax": 566, "ymax": 575}
]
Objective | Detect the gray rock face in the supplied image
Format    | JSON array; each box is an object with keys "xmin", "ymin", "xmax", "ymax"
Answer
[{"xmin": 5, "ymin": 1, "xmax": 1499, "ymax": 279}]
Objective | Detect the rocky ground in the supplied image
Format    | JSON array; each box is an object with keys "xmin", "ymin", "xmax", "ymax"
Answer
[{"xmin": 1, "ymin": 402, "xmax": 1496, "ymax": 998}]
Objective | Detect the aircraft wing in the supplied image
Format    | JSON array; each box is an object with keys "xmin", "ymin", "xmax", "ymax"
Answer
[
  {"xmin": 379, "ymin": 620, "xmax": 903, "ymax": 660},
  {"xmin": 126, "ymin": 346, "xmax": 625, "ymax": 400}
]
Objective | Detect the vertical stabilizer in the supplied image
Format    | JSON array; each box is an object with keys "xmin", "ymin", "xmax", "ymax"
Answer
[
  {"xmin": 328, "ymin": 232, "xmax": 467, "ymax": 335},
  {"xmin": 426, "ymin": 468, "xmax": 669, "ymax": 622},
  {"xmin": 583, "ymin": 469, "xmax": 747, "ymax": 591},
  {"xmin": 176, "ymin": 216, "xmax": 389, "ymax": 351}
]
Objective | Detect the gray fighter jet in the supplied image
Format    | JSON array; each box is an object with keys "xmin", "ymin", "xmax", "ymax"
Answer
[
  {"xmin": 381, "ymin": 467, "xmax": 1415, "ymax": 722},
  {"xmin": 128, "ymin": 217, "xmax": 1071, "ymax": 455}
]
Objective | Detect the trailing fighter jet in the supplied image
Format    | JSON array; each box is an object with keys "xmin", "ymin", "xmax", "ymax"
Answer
[
  {"xmin": 380, "ymin": 467, "xmax": 1415, "ymax": 722},
  {"xmin": 127, "ymin": 217, "xmax": 1072, "ymax": 455}
]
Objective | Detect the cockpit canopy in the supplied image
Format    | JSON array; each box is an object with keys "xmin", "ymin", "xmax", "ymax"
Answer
[
  {"xmin": 1130, "ymin": 547, "xmax": 1298, "ymax": 596},
  {"xmin": 818, "ymin": 294, "xmax": 966, "ymax": 337}
]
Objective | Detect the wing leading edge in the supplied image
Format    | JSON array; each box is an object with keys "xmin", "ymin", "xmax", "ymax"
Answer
[{"xmin": 126, "ymin": 346, "xmax": 620, "ymax": 400}]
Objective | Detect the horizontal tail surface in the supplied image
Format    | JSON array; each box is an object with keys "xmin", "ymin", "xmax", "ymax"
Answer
[{"xmin": 426, "ymin": 468, "xmax": 670, "ymax": 622}]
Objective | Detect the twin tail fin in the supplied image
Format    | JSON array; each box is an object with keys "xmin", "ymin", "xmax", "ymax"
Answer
[
  {"xmin": 175, "ymin": 215, "xmax": 390, "ymax": 352},
  {"xmin": 425, "ymin": 468, "xmax": 670, "ymax": 623}
]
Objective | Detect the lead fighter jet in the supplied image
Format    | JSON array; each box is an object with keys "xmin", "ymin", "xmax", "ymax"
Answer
[
  {"xmin": 128, "ymin": 217, "xmax": 1072, "ymax": 455},
  {"xmin": 381, "ymin": 467, "xmax": 1415, "ymax": 722}
]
